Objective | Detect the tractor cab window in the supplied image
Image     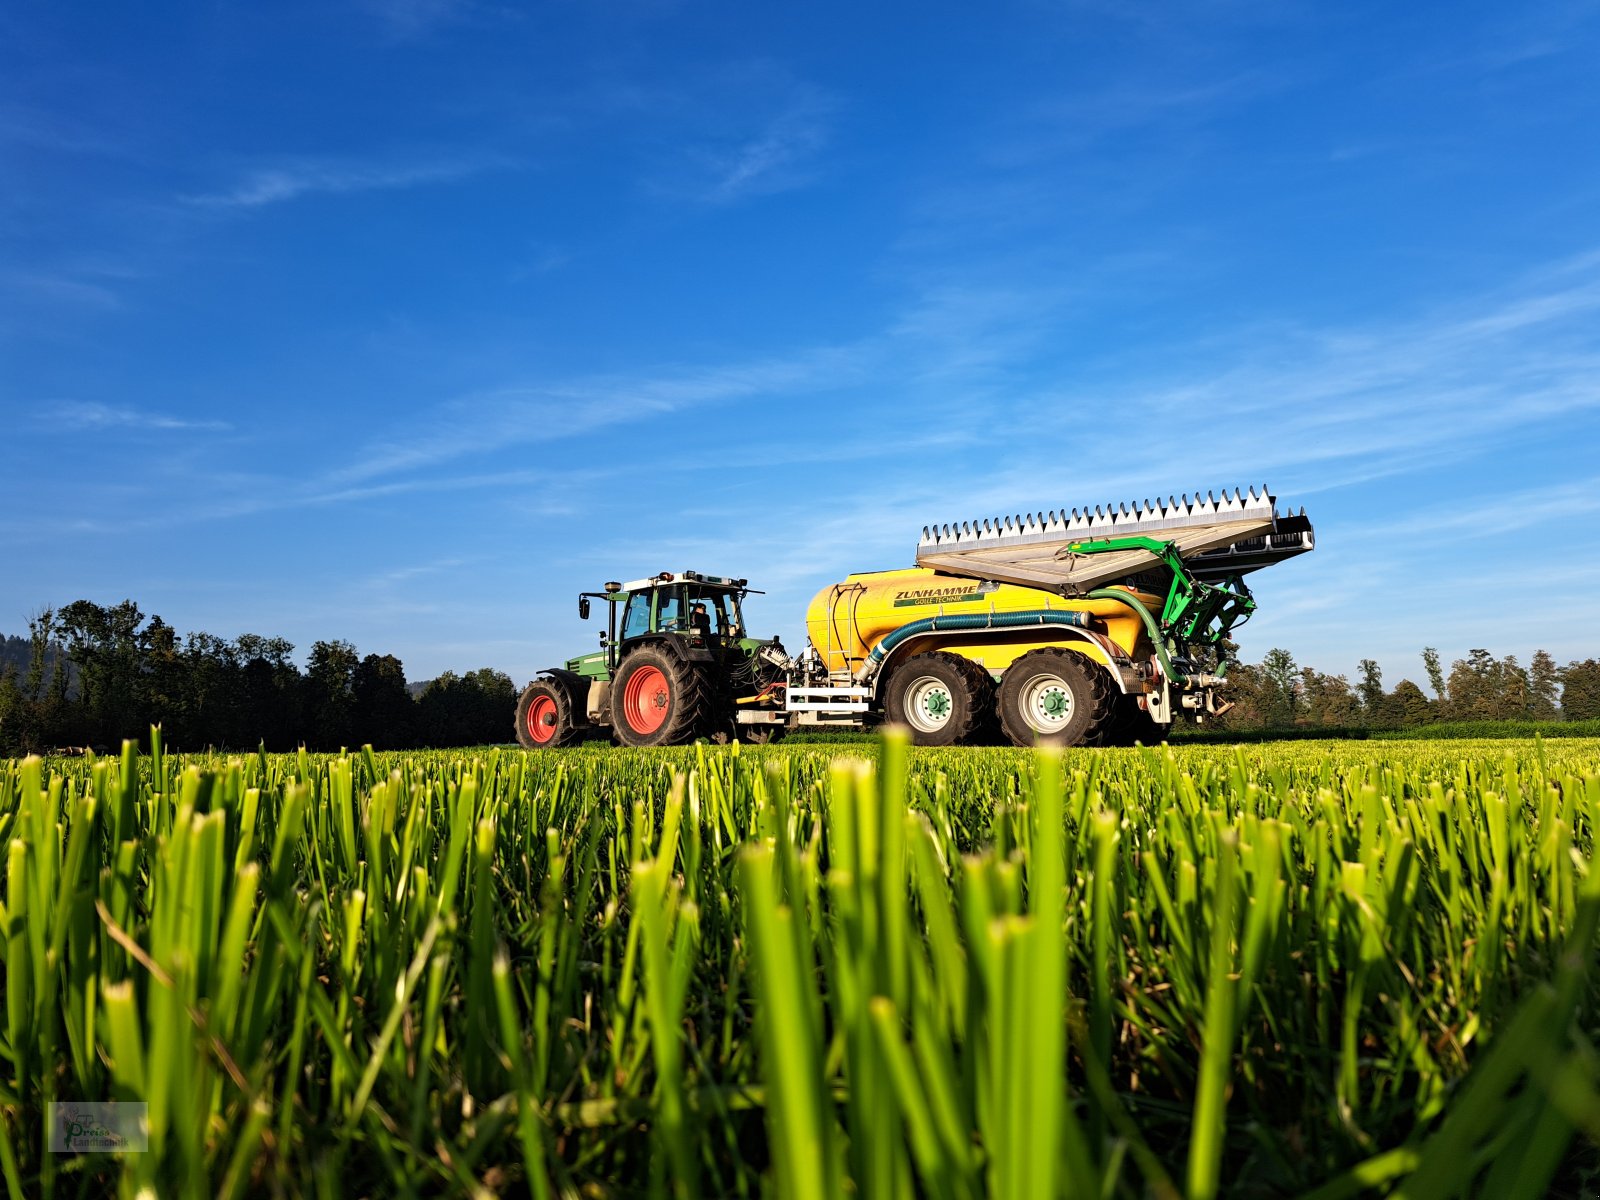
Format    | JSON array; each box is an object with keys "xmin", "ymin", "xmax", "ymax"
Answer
[
  {"xmin": 621, "ymin": 592, "xmax": 652, "ymax": 640},
  {"xmin": 656, "ymin": 590, "xmax": 686, "ymax": 632},
  {"xmin": 690, "ymin": 589, "xmax": 742, "ymax": 638}
]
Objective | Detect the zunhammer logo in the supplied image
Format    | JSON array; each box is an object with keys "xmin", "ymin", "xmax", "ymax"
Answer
[{"xmin": 891, "ymin": 581, "xmax": 999, "ymax": 607}]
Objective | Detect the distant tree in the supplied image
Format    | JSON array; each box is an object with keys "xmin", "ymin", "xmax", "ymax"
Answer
[
  {"xmin": 1357, "ymin": 659, "xmax": 1384, "ymax": 719},
  {"xmin": 1389, "ymin": 679, "xmax": 1434, "ymax": 726},
  {"xmin": 304, "ymin": 640, "xmax": 360, "ymax": 749},
  {"xmin": 141, "ymin": 617, "xmax": 187, "ymax": 737},
  {"xmin": 1300, "ymin": 668, "xmax": 1360, "ymax": 727},
  {"xmin": 1500, "ymin": 654, "xmax": 1531, "ymax": 717},
  {"xmin": 352, "ymin": 653, "xmax": 414, "ymax": 749},
  {"xmin": 1421, "ymin": 647, "xmax": 1447, "ymax": 702},
  {"xmin": 182, "ymin": 631, "xmax": 245, "ymax": 748},
  {"xmin": 1259, "ymin": 648, "xmax": 1300, "ymax": 727},
  {"xmin": 56, "ymin": 599, "xmax": 151, "ymax": 746},
  {"xmin": 1214, "ymin": 662, "xmax": 1269, "ymax": 730},
  {"xmin": 0, "ymin": 609, "xmax": 68, "ymax": 752},
  {"xmin": 417, "ymin": 667, "xmax": 517, "ymax": 746},
  {"xmin": 1444, "ymin": 649, "xmax": 1531, "ymax": 721},
  {"xmin": 236, "ymin": 635, "xmax": 301, "ymax": 750},
  {"xmin": 1529, "ymin": 650, "xmax": 1561, "ymax": 720},
  {"xmin": 1562, "ymin": 659, "xmax": 1600, "ymax": 721}
]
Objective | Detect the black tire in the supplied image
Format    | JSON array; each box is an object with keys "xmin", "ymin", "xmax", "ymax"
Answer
[
  {"xmin": 996, "ymin": 648, "xmax": 1117, "ymax": 748},
  {"xmin": 883, "ymin": 651, "xmax": 995, "ymax": 747},
  {"xmin": 610, "ymin": 645, "xmax": 715, "ymax": 747},
  {"xmin": 1103, "ymin": 693, "xmax": 1168, "ymax": 747},
  {"xmin": 515, "ymin": 677, "xmax": 586, "ymax": 749}
]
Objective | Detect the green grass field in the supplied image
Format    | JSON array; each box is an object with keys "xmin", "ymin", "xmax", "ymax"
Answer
[{"xmin": 4, "ymin": 735, "xmax": 1600, "ymax": 1198}]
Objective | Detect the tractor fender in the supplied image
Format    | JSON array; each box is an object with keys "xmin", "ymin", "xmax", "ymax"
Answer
[
  {"xmin": 537, "ymin": 667, "xmax": 589, "ymax": 699},
  {"xmin": 538, "ymin": 667, "xmax": 610, "ymax": 729},
  {"xmin": 873, "ymin": 625, "xmax": 1140, "ymax": 699},
  {"xmin": 618, "ymin": 636, "xmax": 716, "ymax": 665}
]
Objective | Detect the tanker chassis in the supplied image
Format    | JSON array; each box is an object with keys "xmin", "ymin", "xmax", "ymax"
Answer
[{"xmin": 514, "ymin": 486, "xmax": 1313, "ymax": 749}]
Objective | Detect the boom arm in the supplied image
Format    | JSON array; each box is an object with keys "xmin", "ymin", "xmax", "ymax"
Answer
[{"xmin": 1065, "ymin": 535, "xmax": 1255, "ymax": 657}]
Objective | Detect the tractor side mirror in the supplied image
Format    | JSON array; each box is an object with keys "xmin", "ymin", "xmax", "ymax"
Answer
[{"xmin": 579, "ymin": 596, "xmax": 591, "ymax": 620}]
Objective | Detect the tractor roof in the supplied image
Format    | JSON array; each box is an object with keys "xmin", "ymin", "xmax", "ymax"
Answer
[{"xmin": 615, "ymin": 570, "xmax": 749, "ymax": 593}]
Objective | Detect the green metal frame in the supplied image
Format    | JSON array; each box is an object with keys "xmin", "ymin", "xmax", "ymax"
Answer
[{"xmin": 1066, "ymin": 535, "xmax": 1255, "ymax": 655}]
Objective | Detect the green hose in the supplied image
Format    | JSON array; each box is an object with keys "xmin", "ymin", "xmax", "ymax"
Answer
[
  {"xmin": 1084, "ymin": 588, "xmax": 1188, "ymax": 685},
  {"xmin": 862, "ymin": 609, "xmax": 1094, "ymax": 676}
]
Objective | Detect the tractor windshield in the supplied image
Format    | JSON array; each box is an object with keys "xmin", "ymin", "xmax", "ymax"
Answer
[
  {"xmin": 621, "ymin": 592, "xmax": 652, "ymax": 640},
  {"xmin": 619, "ymin": 583, "xmax": 745, "ymax": 640},
  {"xmin": 689, "ymin": 588, "xmax": 743, "ymax": 637}
]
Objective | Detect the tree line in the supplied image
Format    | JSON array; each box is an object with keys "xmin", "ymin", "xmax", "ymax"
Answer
[
  {"xmin": 1215, "ymin": 645, "xmax": 1600, "ymax": 730},
  {"xmin": 0, "ymin": 600, "xmax": 518, "ymax": 755}
]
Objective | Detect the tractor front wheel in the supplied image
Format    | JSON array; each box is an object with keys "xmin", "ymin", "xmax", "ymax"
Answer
[
  {"xmin": 996, "ymin": 648, "xmax": 1116, "ymax": 748},
  {"xmin": 610, "ymin": 646, "xmax": 714, "ymax": 747},
  {"xmin": 515, "ymin": 677, "xmax": 585, "ymax": 749}
]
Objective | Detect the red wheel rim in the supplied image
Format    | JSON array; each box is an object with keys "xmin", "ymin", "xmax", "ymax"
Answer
[
  {"xmin": 622, "ymin": 665, "xmax": 670, "ymax": 734},
  {"xmin": 525, "ymin": 694, "xmax": 558, "ymax": 744}
]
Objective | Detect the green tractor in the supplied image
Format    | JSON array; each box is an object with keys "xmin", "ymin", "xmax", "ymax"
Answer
[{"xmin": 514, "ymin": 571, "xmax": 790, "ymax": 748}]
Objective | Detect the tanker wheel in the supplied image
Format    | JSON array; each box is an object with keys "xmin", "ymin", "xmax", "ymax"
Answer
[
  {"xmin": 884, "ymin": 651, "xmax": 994, "ymax": 747},
  {"xmin": 515, "ymin": 677, "xmax": 585, "ymax": 749},
  {"xmin": 997, "ymin": 648, "xmax": 1117, "ymax": 748},
  {"xmin": 610, "ymin": 646, "xmax": 713, "ymax": 747},
  {"xmin": 1104, "ymin": 694, "xmax": 1167, "ymax": 747}
]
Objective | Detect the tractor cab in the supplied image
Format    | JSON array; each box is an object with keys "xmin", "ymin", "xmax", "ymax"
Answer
[
  {"xmin": 577, "ymin": 571, "xmax": 756, "ymax": 676},
  {"xmin": 617, "ymin": 577, "xmax": 746, "ymax": 646}
]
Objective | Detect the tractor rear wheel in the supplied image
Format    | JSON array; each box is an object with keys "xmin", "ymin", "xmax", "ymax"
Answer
[
  {"xmin": 997, "ymin": 648, "xmax": 1116, "ymax": 748},
  {"xmin": 884, "ymin": 651, "xmax": 994, "ymax": 747},
  {"xmin": 515, "ymin": 677, "xmax": 585, "ymax": 749},
  {"xmin": 610, "ymin": 646, "xmax": 714, "ymax": 747}
]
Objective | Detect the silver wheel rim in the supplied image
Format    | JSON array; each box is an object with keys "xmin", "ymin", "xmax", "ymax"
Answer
[
  {"xmin": 904, "ymin": 675, "xmax": 955, "ymax": 733},
  {"xmin": 1021, "ymin": 673, "xmax": 1075, "ymax": 734}
]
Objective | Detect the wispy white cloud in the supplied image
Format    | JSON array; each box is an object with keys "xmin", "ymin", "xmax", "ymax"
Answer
[
  {"xmin": 699, "ymin": 88, "xmax": 837, "ymax": 203},
  {"xmin": 38, "ymin": 401, "xmax": 231, "ymax": 433},
  {"xmin": 319, "ymin": 344, "xmax": 872, "ymax": 490},
  {"xmin": 183, "ymin": 152, "xmax": 506, "ymax": 209}
]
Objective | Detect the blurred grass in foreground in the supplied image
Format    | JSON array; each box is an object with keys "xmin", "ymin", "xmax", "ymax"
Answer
[{"xmin": 3, "ymin": 734, "xmax": 1600, "ymax": 1197}]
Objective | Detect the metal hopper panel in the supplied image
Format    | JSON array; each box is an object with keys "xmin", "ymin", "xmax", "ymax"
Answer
[{"xmin": 915, "ymin": 486, "xmax": 1312, "ymax": 594}]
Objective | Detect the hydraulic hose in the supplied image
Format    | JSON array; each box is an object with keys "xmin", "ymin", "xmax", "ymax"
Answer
[
  {"xmin": 859, "ymin": 609, "xmax": 1094, "ymax": 681},
  {"xmin": 1084, "ymin": 588, "xmax": 1187, "ymax": 684}
]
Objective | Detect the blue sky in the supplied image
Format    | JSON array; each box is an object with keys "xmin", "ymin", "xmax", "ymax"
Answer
[{"xmin": 4, "ymin": 1, "xmax": 1599, "ymax": 692}]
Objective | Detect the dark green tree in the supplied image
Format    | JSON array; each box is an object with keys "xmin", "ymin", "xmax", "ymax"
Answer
[
  {"xmin": 1259, "ymin": 648, "xmax": 1300, "ymax": 727},
  {"xmin": 1300, "ymin": 668, "xmax": 1360, "ymax": 727},
  {"xmin": 1529, "ymin": 650, "xmax": 1561, "ymax": 721},
  {"xmin": 1421, "ymin": 647, "xmax": 1446, "ymax": 702},
  {"xmin": 1357, "ymin": 659, "xmax": 1384, "ymax": 718},
  {"xmin": 56, "ymin": 600, "xmax": 151, "ymax": 746},
  {"xmin": 352, "ymin": 653, "xmax": 415, "ymax": 749},
  {"xmin": 304, "ymin": 640, "xmax": 360, "ymax": 750},
  {"xmin": 1562, "ymin": 659, "xmax": 1600, "ymax": 720},
  {"xmin": 1389, "ymin": 679, "xmax": 1434, "ymax": 726}
]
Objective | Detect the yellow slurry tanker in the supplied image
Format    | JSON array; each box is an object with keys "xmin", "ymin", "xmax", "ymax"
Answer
[{"xmin": 515, "ymin": 485, "xmax": 1313, "ymax": 748}]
